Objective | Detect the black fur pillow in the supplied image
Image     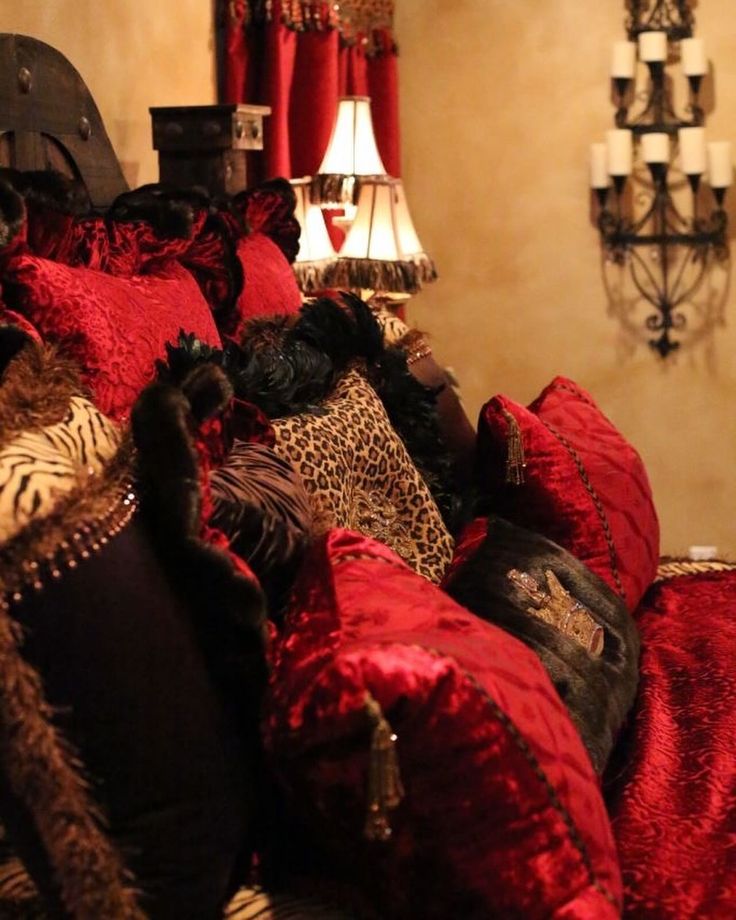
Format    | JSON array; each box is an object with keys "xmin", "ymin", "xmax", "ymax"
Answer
[{"xmin": 444, "ymin": 515, "xmax": 640, "ymax": 772}]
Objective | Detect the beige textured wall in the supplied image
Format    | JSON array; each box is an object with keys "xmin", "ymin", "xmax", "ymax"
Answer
[
  {"xmin": 0, "ymin": 1, "xmax": 216, "ymax": 187},
  {"xmin": 397, "ymin": 1, "xmax": 736, "ymax": 558}
]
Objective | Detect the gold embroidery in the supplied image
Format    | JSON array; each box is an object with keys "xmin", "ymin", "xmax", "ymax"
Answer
[
  {"xmin": 507, "ymin": 568, "xmax": 605, "ymax": 657},
  {"xmin": 347, "ymin": 489, "xmax": 414, "ymax": 562}
]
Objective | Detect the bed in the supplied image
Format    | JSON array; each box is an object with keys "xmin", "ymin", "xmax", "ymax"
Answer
[{"xmin": 1, "ymin": 32, "xmax": 736, "ymax": 920}]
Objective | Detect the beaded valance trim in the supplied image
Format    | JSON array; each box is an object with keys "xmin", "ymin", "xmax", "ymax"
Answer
[{"xmin": 227, "ymin": 0, "xmax": 397, "ymax": 53}]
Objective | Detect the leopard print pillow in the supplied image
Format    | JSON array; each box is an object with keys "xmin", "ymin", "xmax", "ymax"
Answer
[{"xmin": 272, "ymin": 368, "xmax": 454, "ymax": 583}]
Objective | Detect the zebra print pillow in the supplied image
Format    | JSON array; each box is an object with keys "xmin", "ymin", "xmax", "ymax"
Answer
[
  {"xmin": 0, "ymin": 851, "xmax": 356, "ymax": 920},
  {"xmin": 0, "ymin": 395, "xmax": 120, "ymax": 544}
]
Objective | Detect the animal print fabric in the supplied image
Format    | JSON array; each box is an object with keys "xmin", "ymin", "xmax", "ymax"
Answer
[
  {"xmin": 209, "ymin": 439, "xmax": 313, "ymax": 586},
  {"xmin": 272, "ymin": 368, "xmax": 454, "ymax": 583},
  {"xmin": 0, "ymin": 396, "xmax": 121, "ymax": 544}
]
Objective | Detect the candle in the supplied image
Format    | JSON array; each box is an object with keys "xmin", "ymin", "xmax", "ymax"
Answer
[
  {"xmin": 606, "ymin": 129, "xmax": 633, "ymax": 176},
  {"xmin": 679, "ymin": 127, "xmax": 707, "ymax": 175},
  {"xmin": 681, "ymin": 38, "xmax": 707, "ymax": 77},
  {"xmin": 639, "ymin": 31, "xmax": 667, "ymax": 63},
  {"xmin": 641, "ymin": 133, "xmax": 670, "ymax": 164},
  {"xmin": 611, "ymin": 41, "xmax": 637, "ymax": 79},
  {"xmin": 590, "ymin": 143, "xmax": 610, "ymax": 188},
  {"xmin": 708, "ymin": 141, "xmax": 732, "ymax": 188}
]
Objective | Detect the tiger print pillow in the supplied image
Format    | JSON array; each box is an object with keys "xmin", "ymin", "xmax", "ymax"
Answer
[{"xmin": 271, "ymin": 368, "xmax": 454, "ymax": 584}]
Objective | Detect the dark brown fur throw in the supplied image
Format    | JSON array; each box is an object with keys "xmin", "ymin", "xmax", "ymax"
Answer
[
  {"xmin": 0, "ymin": 340, "xmax": 144, "ymax": 918},
  {"xmin": 445, "ymin": 516, "xmax": 640, "ymax": 773},
  {"xmin": 132, "ymin": 361, "xmax": 269, "ymax": 736}
]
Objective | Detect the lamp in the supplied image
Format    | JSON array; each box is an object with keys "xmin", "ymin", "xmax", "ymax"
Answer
[
  {"xmin": 290, "ymin": 178, "xmax": 339, "ymax": 294},
  {"xmin": 591, "ymin": 0, "xmax": 731, "ymax": 356},
  {"xmin": 331, "ymin": 176, "xmax": 437, "ymax": 296},
  {"xmin": 311, "ymin": 96, "xmax": 387, "ymax": 206}
]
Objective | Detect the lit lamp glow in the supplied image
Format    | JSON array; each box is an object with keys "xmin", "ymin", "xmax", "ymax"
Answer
[
  {"xmin": 290, "ymin": 178, "xmax": 338, "ymax": 294},
  {"xmin": 312, "ymin": 96, "xmax": 387, "ymax": 206},
  {"xmin": 332, "ymin": 177, "xmax": 437, "ymax": 296}
]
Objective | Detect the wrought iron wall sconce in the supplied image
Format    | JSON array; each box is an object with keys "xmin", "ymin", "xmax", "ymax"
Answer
[{"xmin": 590, "ymin": 0, "xmax": 732, "ymax": 356}]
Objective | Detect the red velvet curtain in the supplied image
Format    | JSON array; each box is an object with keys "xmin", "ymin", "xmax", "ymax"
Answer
[{"xmin": 221, "ymin": 2, "xmax": 400, "ymax": 184}]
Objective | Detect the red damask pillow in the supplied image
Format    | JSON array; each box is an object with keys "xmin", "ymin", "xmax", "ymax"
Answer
[
  {"xmin": 477, "ymin": 376, "xmax": 659, "ymax": 611},
  {"xmin": 231, "ymin": 232, "xmax": 302, "ymax": 336},
  {"xmin": 1, "ymin": 252, "xmax": 221, "ymax": 420},
  {"xmin": 264, "ymin": 528, "xmax": 622, "ymax": 920},
  {"xmin": 224, "ymin": 178, "xmax": 302, "ymax": 338}
]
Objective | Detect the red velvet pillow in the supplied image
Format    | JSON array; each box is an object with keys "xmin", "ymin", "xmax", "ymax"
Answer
[
  {"xmin": 477, "ymin": 376, "xmax": 659, "ymax": 611},
  {"xmin": 1, "ymin": 252, "xmax": 221, "ymax": 420},
  {"xmin": 264, "ymin": 528, "xmax": 622, "ymax": 920},
  {"xmin": 232, "ymin": 232, "xmax": 302, "ymax": 335},
  {"xmin": 223, "ymin": 178, "xmax": 302, "ymax": 338}
]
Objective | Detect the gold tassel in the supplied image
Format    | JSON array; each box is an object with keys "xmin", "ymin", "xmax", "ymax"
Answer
[
  {"xmin": 364, "ymin": 694, "xmax": 404, "ymax": 842},
  {"xmin": 502, "ymin": 408, "xmax": 526, "ymax": 485}
]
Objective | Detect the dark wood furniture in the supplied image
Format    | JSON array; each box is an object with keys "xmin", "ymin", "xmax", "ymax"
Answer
[
  {"xmin": 150, "ymin": 103, "xmax": 271, "ymax": 195},
  {"xmin": 0, "ymin": 33, "xmax": 128, "ymax": 208}
]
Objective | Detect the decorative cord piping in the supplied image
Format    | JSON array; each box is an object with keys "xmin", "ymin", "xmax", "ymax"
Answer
[
  {"xmin": 654, "ymin": 557, "xmax": 736, "ymax": 583},
  {"xmin": 271, "ymin": 637, "xmax": 621, "ymax": 912},
  {"xmin": 546, "ymin": 380, "xmax": 598, "ymax": 408},
  {"xmin": 540, "ymin": 419, "xmax": 626, "ymax": 601}
]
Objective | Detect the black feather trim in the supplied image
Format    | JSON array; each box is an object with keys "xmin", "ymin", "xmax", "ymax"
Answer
[
  {"xmin": 0, "ymin": 168, "xmax": 91, "ymax": 216},
  {"xmin": 157, "ymin": 295, "xmax": 467, "ymax": 532},
  {"xmin": 108, "ymin": 183, "xmax": 213, "ymax": 239},
  {"xmin": 370, "ymin": 344, "xmax": 465, "ymax": 533},
  {"xmin": 0, "ymin": 180, "xmax": 26, "ymax": 248}
]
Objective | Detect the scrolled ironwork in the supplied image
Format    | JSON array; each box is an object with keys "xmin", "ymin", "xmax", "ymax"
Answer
[
  {"xmin": 594, "ymin": 0, "xmax": 730, "ymax": 356},
  {"xmin": 625, "ymin": 0, "xmax": 694, "ymax": 40}
]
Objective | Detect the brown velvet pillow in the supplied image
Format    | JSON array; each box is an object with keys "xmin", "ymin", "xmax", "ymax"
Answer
[
  {"xmin": 210, "ymin": 439, "xmax": 314, "ymax": 610},
  {"xmin": 271, "ymin": 368, "xmax": 455, "ymax": 584}
]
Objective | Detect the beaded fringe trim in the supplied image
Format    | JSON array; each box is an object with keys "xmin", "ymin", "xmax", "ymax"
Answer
[
  {"xmin": 229, "ymin": 1, "xmax": 397, "ymax": 53},
  {"xmin": 1, "ymin": 484, "xmax": 137, "ymax": 605}
]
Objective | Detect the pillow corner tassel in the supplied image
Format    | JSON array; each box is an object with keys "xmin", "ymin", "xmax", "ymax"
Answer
[
  {"xmin": 363, "ymin": 693, "xmax": 404, "ymax": 843},
  {"xmin": 502, "ymin": 408, "xmax": 526, "ymax": 485}
]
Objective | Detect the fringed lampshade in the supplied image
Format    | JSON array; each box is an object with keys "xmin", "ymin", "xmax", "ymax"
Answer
[
  {"xmin": 290, "ymin": 178, "xmax": 338, "ymax": 294},
  {"xmin": 312, "ymin": 96, "xmax": 387, "ymax": 206},
  {"xmin": 331, "ymin": 177, "xmax": 437, "ymax": 295}
]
